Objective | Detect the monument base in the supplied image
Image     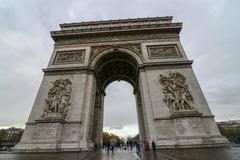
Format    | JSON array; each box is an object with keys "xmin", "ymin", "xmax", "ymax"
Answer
[
  {"xmin": 14, "ymin": 141, "xmax": 93, "ymax": 152},
  {"xmin": 14, "ymin": 116, "xmax": 94, "ymax": 152},
  {"xmin": 154, "ymin": 113, "xmax": 229, "ymax": 149},
  {"xmin": 156, "ymin": 135, "xmax": 229, "ymax": 149}
]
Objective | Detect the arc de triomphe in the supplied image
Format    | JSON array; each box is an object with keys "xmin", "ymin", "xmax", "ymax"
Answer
[{"xmin": 15, "ymin": 17, "xmax": 228, "ymax": 152}]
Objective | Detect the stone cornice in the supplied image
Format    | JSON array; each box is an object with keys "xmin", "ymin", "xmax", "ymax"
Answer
[
  {"xmin": 42, "ymin": 67, "xmax": 94, "ymax": 76},
  {"xmin": 60, "ymin": 16, "xmax": 173, "ymax": 28},
  {"xmin": 51, "ymin": 23, "xmax": 182, "ymax": 42},
  {"xmin": 25, "ymin": 121, "xmax": 82, "ymax": 125},
  {"xmin": 43, "ymin": 60, "xmax": 193, "ymax": 75},
  {"xmin": 53, "ymin": 32, "xmax": 180, "ymax": 46},
  {"xmin": 154, "ymin": 115, "xmax": 214, "ymax": 121},
  {"xmin": 139, "ymin": 60, "xmax": 193, "ymax": 71}
]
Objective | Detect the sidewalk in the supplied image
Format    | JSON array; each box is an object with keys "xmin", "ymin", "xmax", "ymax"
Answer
[{"xmin": 0, "ymin": 147, "xmax": 236, "ymax": 160}]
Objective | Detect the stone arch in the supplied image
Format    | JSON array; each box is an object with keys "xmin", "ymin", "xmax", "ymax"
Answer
[
  {"xmin": 89, "ymin": 47, "xmax": 143, "ymax": 68},
  {"xmin": 103, "ymin": 75, "xmax": 136, "ymax": 90},
  {"xmin": 89, "ymin": 47, "xmax": 147, "ymax": 144},
  {"xmin": 90, "ymin": 47, "xmax": 143, "ymax": 90}
]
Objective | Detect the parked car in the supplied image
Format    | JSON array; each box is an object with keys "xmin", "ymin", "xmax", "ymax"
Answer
[{"xmin": 0, "ymin": 146, "xmax": 8, "ymax": 151}]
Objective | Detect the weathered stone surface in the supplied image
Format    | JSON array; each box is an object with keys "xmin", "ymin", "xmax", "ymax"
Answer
[
  {"xmin": 147, "ymin": 44, "xmax": 181, "ymax": 59},
  {"xmin": 15, "ymin": 17, "xmax": 228, "ymax": 152},
  {"xmin": 53, "ymin": 50, "xmax": 85, "ymax": 64}
]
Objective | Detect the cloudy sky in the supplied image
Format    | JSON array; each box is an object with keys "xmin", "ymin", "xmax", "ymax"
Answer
[{"xmin": 0, "ymin": 0, "xmax": 240, "ymax": 136}]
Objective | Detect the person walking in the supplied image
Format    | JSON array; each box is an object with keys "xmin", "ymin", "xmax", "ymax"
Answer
[
  {"xmin": 122, "ymin": 141, "xmax": 124, "ymax": 149},
  {"xmin": 130, "ymin": 141, "xmax": 133, "ymax": 150},
  {"xmin": 94, "ymin": 142, "xmax": 98, "ymax": 150},
  {"xmin": 110, "ymin": 141, "xmax": 115, "ymax": 153},
  {"xmin": 126, "ymin": 140, "xmax": 129, "ymax": 151},
  {"xmin": 144, "ymin": 140, "xmax": 150, "ymax": 152},
  {"xmin": 135, "ymin": 141, "xmax": 141, "ymax": 155},
  {"xmin": 151, "ymin": 140, "xmax": 156, "ymax": 153},
  {"xmin": 107, "ymin": 141, "xmax": 110, "ymax": 152}
]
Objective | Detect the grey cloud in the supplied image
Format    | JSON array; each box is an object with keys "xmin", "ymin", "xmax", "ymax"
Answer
[{"xmin": 104, "ymin": 81, "xmax": 137, "ymax": 127}]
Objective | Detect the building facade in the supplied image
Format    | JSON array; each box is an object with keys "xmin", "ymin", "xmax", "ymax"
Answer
[{"xmin": 15, "ymin": 17, "xmax": 228, "ymax": 152}]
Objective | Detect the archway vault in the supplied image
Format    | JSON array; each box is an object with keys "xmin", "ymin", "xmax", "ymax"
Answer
[
  {"xmin": 93, "ymin": 50, "xmax": 140, "ymax": 91},
  {"xmin": 90, "ymin": 49, "xmax": 146, "ymax": 144}
]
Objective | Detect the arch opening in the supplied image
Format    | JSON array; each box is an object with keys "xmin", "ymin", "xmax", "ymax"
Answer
[
  {"xmin": 94, "ymin": 51, "xmax": 139, "ymax": 90},
  {"xmin": 103, "ymin": 81, "xmax": 139, "ymax": 138},
  {"xmin": 91, "ymin": 50, "xmax": 146, "ymax": 144}
]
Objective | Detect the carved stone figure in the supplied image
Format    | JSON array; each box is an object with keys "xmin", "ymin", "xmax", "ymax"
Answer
[
  {"xmin": 90, "ymin": 44, "xmax": 142, "ymax": 60},
  {"xmin": 53, "ymin": 50, "xmax": 85, "ymax": 64},
  {"xmin": 147, "ymin": 45, "xmax": 181, "ymax": 59},
  {"xmin": 42, "ymin": 79, "xmax": 72, "ymax": 118},
  {"xmin": 159, "ymin": 72, "xmax": 195, "ymax": 112}
]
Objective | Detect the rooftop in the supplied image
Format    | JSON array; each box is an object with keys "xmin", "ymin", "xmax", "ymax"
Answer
[
  {"xmin": 51, "ymin": 16, "xmax": 182, "ymax": 42},
  {"xmin": 60, "ymin": 16, "xmax": 173, "ymax": 29}
]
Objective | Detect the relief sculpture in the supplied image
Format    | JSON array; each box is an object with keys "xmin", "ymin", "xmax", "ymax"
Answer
[
  {"xmin": 147, "ymin": 45, "xmax": 181, "ymax": 59},
  {"xmin": 53, "ymin": 50, "xmax": 85, "ymax": 64},
  {"xmin": 90, "ymin": 44, "xmax": 142, "ymax": 61},
  {"xmin": 42, "ymin": 79, "xmax": 72, "ymax": 118},
  {"xmin": 159, "ymin": 72, "xmax": 195, "ymax": 112}
]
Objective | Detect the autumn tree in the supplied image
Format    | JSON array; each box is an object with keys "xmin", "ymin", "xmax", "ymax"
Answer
[
  {"xmin": 0, "ymin": 130, "xmax": 7, "ymax": 144},
  {"xmin": 103, "ymin": 132, "xmax": 122, "ymax": 143}
]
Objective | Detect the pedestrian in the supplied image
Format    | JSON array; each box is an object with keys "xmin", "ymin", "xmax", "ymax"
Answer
[
  {"xmin": 135, "ymin": 141, "xmax": 141, "ymax": 155},
  {"xmin": 103, "ymin": 142, "xmax": 105, "ymax": 150},
  {"xmin": 130, "ymin": 141, "xmax": 133, "ymax": 150},
  {"xmin": 151, "ymin": 140, "xmax": 156, "ymax": 153},
  {"xmin": 144, "ymin": 140, "xmax": 150, "ymax": 152},
  {"xmin": 94, "ymin": 142, "xmax": 98, "ymax": 150},
  {"xmin": 110, "ymin": 141, "xmax": 115, "ymax": 152},
  {"xmin": 107, "ymin": 141, "xmax": 110, "ymax": 152}
]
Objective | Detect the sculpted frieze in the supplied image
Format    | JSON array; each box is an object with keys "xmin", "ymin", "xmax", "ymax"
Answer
[
  {"xmin": 159, "ymin": 72, "xmax": 195, "ymax": 112},
  {"xmin": 147, "ymin": 45, "xmax": 181, "ymax": 59},
  {"xmin": 42, "ymin": 79, "xmax": 72, "ymax": 118},
  {"xmin": 90, "ymin": 44, "xmax": 142, "ymax": 60},
  {"xmin": 54, "ymin": 32, "xmax": 175, "ymax": 45},
  {"xmin": 53, "ymin": 50, "xmax": 85, "ymax": 64}
]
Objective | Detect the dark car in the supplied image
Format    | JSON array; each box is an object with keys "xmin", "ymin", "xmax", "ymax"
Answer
[{"xmin": 0, "ymin": 146, "xmax": 8, "ymax": 151}]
